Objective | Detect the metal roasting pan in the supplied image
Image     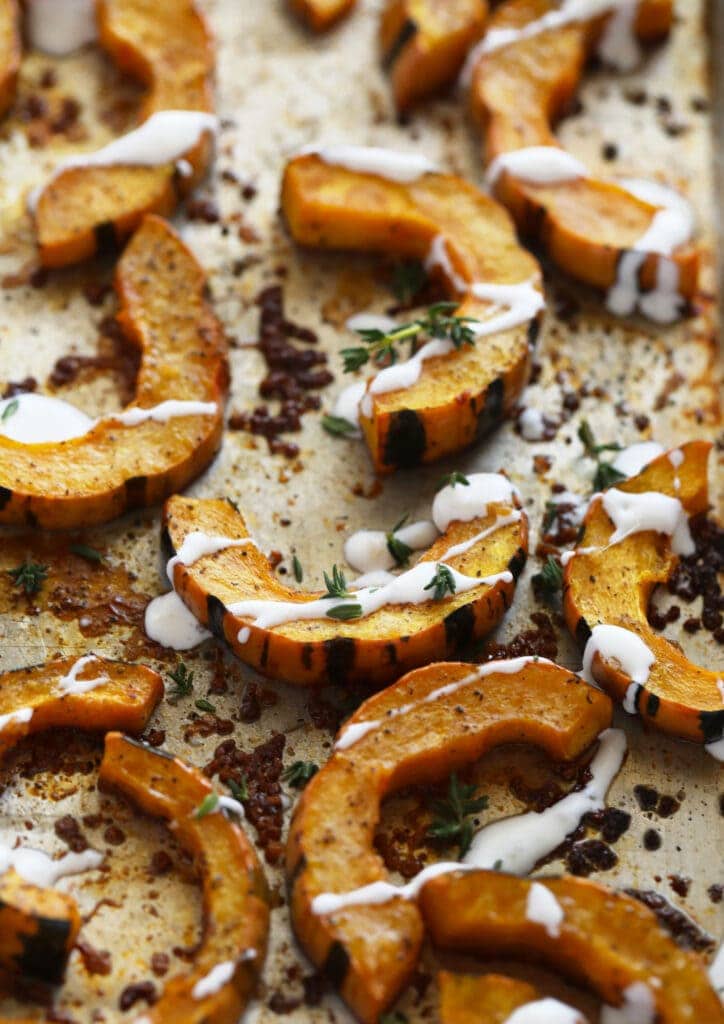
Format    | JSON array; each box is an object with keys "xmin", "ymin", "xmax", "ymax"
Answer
[{"xmin": 0, "ymin": 1, "xmax": 721, "ymax": 1021}]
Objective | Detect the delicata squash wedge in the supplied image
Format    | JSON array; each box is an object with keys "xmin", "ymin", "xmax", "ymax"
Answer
[
  {"xmin": 468, "ymin": 0, "xmax": 699, "ymax": 318},
  {"xmin": 99, "ymin": 732, "xmax": 270, "ymax": 1023},
  {"xmin": 0, "ymin": 215, "xmax": 229, "ymax": 530},
  {"xmin": 162, "ymin": 477, "xmax": 529, "ymax": 688},
  {"xmin": 0, "ymin": 654, "xmax": 162, "ymax": 985},
  {"xmin": 33, "ymin": 0, "xmax": 215, "ymax": 267},
  {"xmin": 438, "ymin": 972, "xmax": 540, "ymax": 1024},
  {"xmin": 563, "ymin": 440, "xmax": 722, "ymax": 744},
  {"xmin": 380, "ymin": 0, "xmax": 487, "ymax": 112},
  {"xmin": 0, "ymin": 0, "xmax": 19, "ymax": 117},
  {"xmin": 420, "ymin": 871, "xmax": 724, "ymax": 1023},
  {"xmin": 282, "ymin": 152, "xmax": 543, "ymax": 473},
  {"xmin": 285, "ymin": 659, "xmax": 612, "ymax": 1022},
  {"xmin": 289, "ymin": 0, "xmax": 357, "ymax": 32}
]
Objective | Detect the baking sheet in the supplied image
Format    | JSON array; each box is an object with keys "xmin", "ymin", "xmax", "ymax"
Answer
[{"xmin": 0, "ymin": 1, "xmax": 722, "ymax": 1021}]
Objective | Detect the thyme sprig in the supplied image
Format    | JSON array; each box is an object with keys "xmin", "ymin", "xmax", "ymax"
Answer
[
  {"xmin": 341, "ymin": 302, "xmax": 479, "ymax": 374},
  {"xmin": 391, "ymin": 260, "xmax": 427, "ymax": 303},
  {"xmin": 386, "ymin": 514, "xmax": 413, "ymax": 568},
  {"xmin": 228, "ymin": 776, "xmax": 249, "ymax": 802},
  {"xmin": 321, "ymin": 414, "xmax": 358, "ymax": 437},
  {"xmin": 532, "ymin": 555, "xmax": 563, "ymax": 598},
  {"xmin": 7, "ymin": 560, "xmax": 48, "ymax": 596},
  {"xmin": 167, "ymin": 662, "xmax": 194, "ymax": 701},
  {"xmin": 424, "ymin": 564, "xmax": 456, "ymax": 601},
  {"xmin": 323, "ymin": 564, "xmax": 363, "ymax": 621},
  {"xmin": 282, "ymin": 761, "xmax": 319, "ymax": 789},
  {"xmin": 428, "ymin": 773, "xmax": 488, "ymax": 858},
  {"xmin": 194, "ymin": 793, "xmax": 220, "ymax": 819},
  {"xmin": 436, "ymin": 470, "xmax": 470, "ymax": 492},
  {"xmin": 577, "ymin": 420, "xmax": 626, "ymax": 491}
]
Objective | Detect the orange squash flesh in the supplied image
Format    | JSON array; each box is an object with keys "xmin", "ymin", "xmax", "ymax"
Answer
[
  {"xmin": 0, "ymin": 654, "xmax": 163, "ymax": 757},
  {"xmin": 281, "ymin": 154, "xmax": 542, "ymax": 474},
  {"xmin": 34, "ymin": 0, "xmax": 215, "ymax": 267},
  {"xmin": 0, "ymin": 869, "xmax": 81, "ymax": 987},
  {"xmin": 469, "ymin": 0, "xmax": 698, "ymax": 299},
  {"xmin": 163, "ymin": 492, "xmax": 529, "ymax": 688},
  {"xmin": 99, "ymin": 732, "xmax": 270, "ymax": 1024},
  {"xmin": 438, "ymin": 972, "xmax": 539, "ymax": 1024},
  {"xmin": 286, "ymin": 660, "xmax": 612, "ymax": 1022},
  {"xmin": 0, "ymin": 0, "xmax": 19, "ymax": 118},
  {"xmin": 0, "ymin": 215, "xmax": 229, "ymax": 530},
  {"xmin": 563, "ymin": 440, "xmax": 722, "ymax": 744},
  {"xmin": 289, "ymin": 0, "xmax": 357, "ymax": 32},
  {"xmin": 380, "ymin": 0, "xmax": 488, "ymax": 112},
  {"xmin": 421, "ymin": 871, "xmax": 724, "ymax": 1023}
]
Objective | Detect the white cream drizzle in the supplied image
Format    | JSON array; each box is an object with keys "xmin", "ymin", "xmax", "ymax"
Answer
[
  {"xmin": 518, "ymin": 406, "xmax": 548, "ymax": 441},
  {"xmin": 345, "ymin": 313, "xmax": 398, "ymax": 334},
  {"xmin": 709, "ymin": 942, "xmax": 724, "ymax": 998},
  {"xmin": 144, "ymin": 591, "xmax": 212, "ymax": 651},
  {"xmin": 611, "ymin": 442, "xmax": 665, "ymax": 477},
  {"xmin": 344, "ymin": 521, "xmax": 438, "ymax": 574},
  {"xmin": 606, "ymin": 179, "xmax": 694, "ymax": 324},
  {"xmin": 600, "ymin": 982, "xmax": 655, "ymax": 1024},
  {"xmin": 486, "ymin": 146, "xmax": 587, "ymax": 189},
  {"xmin": 0, "ymin": 707, "xmax": 33, "ymax": 734},
  {"xmin": 600, "ymin": 489, "xmax": 694, "ymax": 555},
  {"xmin": 0, "ymin": 844, "xmax": 103, "ymax": 888},
  {"xmin": 526, "ymin": 881, "xmax": 565, "ymax": 937},
  {"xmin": 301, "ymin": 144, "xmax": 440, "ymax": 183},
  {"xmin": 598, "ymin": 0, "xmax": 640, "ymax": 71},
  {"xmin": 26, "ymin": 0, "xmax": 97, "ymax": 56},
  {"xmin": 191, "ymin": 960, "xmax": 235, "ymax": 1000},
  {"xmin": 57, "ymin": 654, "xmax": 108, "ymax": 695},
  {"xmin": 504, "ymin": 1000, "xmax": 586, "ymax": 1024},
  {"xmin": 314, "ymin": 728, "xmax": 625, "ymax": 913},
  {"xmin": 705, "ymin": 737, "xmax": 724, "ymax": 762},
  {"xmin": 166, "ymin": 532, "xmax": 258, "ymax": 584},
  {"xmin": 432, "ymin": 473, "xmax": 519, "ymax": 532},
  {"xmin": 330, "ymin": 380, "xmax": 366, "ymax": 434},
  {"xmin": 582, "ymin": 625, "xmax": 654, "ymax": 703},
  {"xmin": 29, "ymin": 110, "xmax": 218, "ymax": 211}
]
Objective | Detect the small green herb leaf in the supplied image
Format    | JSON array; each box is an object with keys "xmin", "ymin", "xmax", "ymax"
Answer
[
  {"xmin": 7, "ymin": 560, "xmax": 48, "ymax": 596},
  {"xmin": 340, "ymin": 346, "xmax": 371, "ymax": 373},
  {"xmin": 424, "ymin": 564, "xmax": 456, "ymax": 601},
  {"xmin": 436, "ymin": 470, "xmax": 470, "ymax": 492},
  {"xmin": 577, "ymin": 421, "xmax": 626, "ymax": 492},
  {"xmin": 70, "ymin": 543, "xmax": 103, "ymax": 562},
  {"xmin": 282, "ymin": 761, "xmax": 319, "ymax": 789},
  {"xmin": 386, "ymin": 518, "xmax": 413, "ymax": 568},
  {"xmin": 391, "ymin": 260, "xmax": 427, "ymax": 303},
  {"xmin": 1, "ymin": 398, "xmax": 19, "ymax": 422},
  {"xmin": 326, "ymin": 602, "xmax": 364, "ymax": 621},
  {"xmin": 195, "ymin": 697, "xmax": 217, "ymax": 714},
  {"xmin": 292, "ymin": 554, "xmax": 303, "ymax": 583},
  {"xmin": 228, "ymin": 776, "xmax": 249, "ymax": 802},
  {"xmin": 542, "ymin": 500, "xmax": 558, "ymax": 534},
  {"xmin": 428, "ymin": 773, "xmax": 488, "ymax": 858},
  {"xmin": 167, "ymin": 662, "xmax": 194, "ymax": 701},
  {"xmin": 593, "ymin": 462, "xmax": 627, "ymax": 491},
  {"xmin": 321, "ymin": 414, "xmax": 358, "ymax": 437},
  {"xmin": 532, "ymin": 555, "xmax": 563, "ymax": 597},
  {"xmin": 194, "ymin": 793, "xmax": 219, "ymax": 819},
  {"xmin": 322, "ymin": 564, "xmax": 353, "ymax": 600}
]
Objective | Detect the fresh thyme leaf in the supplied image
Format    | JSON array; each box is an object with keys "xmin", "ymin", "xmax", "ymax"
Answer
[
  {"xmin": 391, "ymin": 260, "xmax": 427, "ymax": 303},
  {"xmin": 167, "ymin": 662, "xmax": 194, "ymax": 701},
  {"xmin": 7, "ymin": 560, "xmax": 48, "ymax": 596},
  {"xmin": 492, "ymin": 858, "xmax": 503, "ymax": 870},
  {"xmin": 194, "ymin": 793, "xmax": 220, "ymax": 819},
  {"xmin": 195, "ymin": 697, "xmax": 217, "ymax": 714},
  {"xmin": 228, "ymin": 776, "xmax": 249, "ymax": 802},
  {"xmin": 341, "ymin": 346, "xmax": 371, "ymax": 373},
  {"xmin": 1, "ymin": 398, "xmax": 19, "ymax": 422},
  {"xmin": 322, "ymin": 564, "xmax": 353, "ymax": 599},
  {"xmin": 436, "ymin": 470, "xmax": 470, "ymax": 492},
  {"xmin": 282, "ymin": 760, "xmax": 319, "ymax": 789},
  {"xmin": 542, "ymin": 500, "xmax": 558, "ymax": 534},
  {"xmin": 292, "ymin": 554, "xmax": 303, "ymax": 583},
  {"xmin": 326, "ymin": 602, "xmax": 363, "ymax": 621},
  {"xmin": 594, "ymin": 462, "xmax": 627, "ymax": 491},
  {"xmin": 424, "ymin": 564, "xmax": 456, "ymax": 601},
  {"xmin": 386, "ymin": 517, "xmax": 413, "ymax": 568},
  {"xmin": 70, "ymin": 543, "xmax": 103, "ymax": 562},
  {"xmin": 427, "ymin": 773, "xmax": 488, "ymax": 858},
  {"xmin": 321, "ymin": 414, "xmax": 358, "ymax": 437},
  {"xmin": 577, "ymin": 421, "xmax": 625, "ymax": 492},
  {"xmin": 532, "ymin": 555, "xmax": 563, "ymax": 597}
]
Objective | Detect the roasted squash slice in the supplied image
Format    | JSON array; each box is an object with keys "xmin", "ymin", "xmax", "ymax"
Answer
[
  {"xmin": 438, "ymin": 972, "xmax": 539, "ymax": 1024},
  {"xmin": 163, "ymin": 490, "xmax": 528, "ymax": 687},
  {"xmin": 289, "ymin": 0, "xmax": 357, "ymax": 32},
  {"xmin": 99, "ymin": 732, "xmax": 270, "ymax": 1023},
  {"xmin": 0, "ymin": 215, "xmax": 229, "ymax": 530},
  {"xmin": 0, "ymin": 869, "xmax": 81, "ymax": 987},
  {"xmin": 468, "ymin": 0, "xmax": 698, "ymax": 304},
  {"xmin": 563, "ymin": 440, "xmax": 722, "ymax": 744},
  {"xmin": 282, "ymin": 153, "xmax": 542, "ymax": 473},
  {"xmin": 286, "ymin": 659, "xmax": 612, "ymax": 1021},
  {"xmin": 0, "ymin": 655, "xmax": 161, "ymax": 986},
  {"xmin": 33, "ymin": 0, "xmax": 215, "ymax": 267},
  {"xmin": 0, "ymin": 0, "xmax": 19, "ymax": 118},
  {"xmin": 420, "ymin": 871, "xmax": 724, "ymax": 1023},
  {"xmin": 380, "ymin": 0, "xmax": 487, "ymax": 112}
]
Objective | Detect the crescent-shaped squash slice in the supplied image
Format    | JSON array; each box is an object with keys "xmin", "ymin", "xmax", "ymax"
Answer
[
  {"xmin": 0, "ymin": 215, "xmax": 229, "ymax": 530},
  {"xmin": 98, "ymin": 732, "xmax": 270, "ymax": 1024},
  {"xmin": 0, "ymin": 655, "xmax": 162, "ymax": 986},
  {"xmin": 33, "ymin": 0, "xmax": 215, "ymax": 267},
  {"xmin": 289, "ymin": 0, "xmax": 357, "ymax": 32},
  {"xmin": 563, "ymin": 439, "xmax": 721, "ymax": 744},
  {"xmin": 282, "ymin": 154, "xmax": 542, "ymax": 474},
  {"xmin": 438, "ymin": 972, "xmax": 540, "ymax": 1024},
  {"xmin": 420, "ymin": 871, "xmax": 724, "ymax": 1023},
  {"xmin": 163, "ymin": 490, "xmax": 529, "ymax": 687},
  {"xmin": 380, "ymin": 0, "xmax": 488, "ymax": 112},
  {"xmin": 468, "ymin": 0, "xmax": 698, "ymax": 303},
  {"xmin": 0, "ymin": 0, "xmax": 19, "ymax": 118},
  {"xmin": 285, "ymin": 659, "xmax": 612, "ymax": 1021}
]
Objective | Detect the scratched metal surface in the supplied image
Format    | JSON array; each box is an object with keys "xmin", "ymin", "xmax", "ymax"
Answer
[{"xmin": 0, "ymin": 1, "xmax": 721, "ymax": 1021}]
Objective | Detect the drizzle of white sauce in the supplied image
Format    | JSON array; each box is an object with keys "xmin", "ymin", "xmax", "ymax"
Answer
[
  {"xmin": 344, "ymin": 521, "xmax": 438, "ymax": 574},
  {"xmin": 598, "ymin": 0, "xmax": 640, "ymax": 71},
  {"xmin": 301, "ymin": 144, "xmax": 440, "ymax": 183},
  {"xmin": 144, "ymin": 591, "xmax": 212, "ymax": 651},
  {"xmin": 518, "ymin": 407, "xmax": 548, "ymax": 441},
  {"xmin": 345, "ymin": 313, "xmax": 398, "ymax": 334},
  {"xmin": 432, "ymin": 472, "xmax": 518, "ymax": 532},
  {"xmin": 600, "ymin": 489, "xmax": 694, "ymax": 555},
  {"xmin": 217, "ymin": 795, "xmax": 245, "ymax": 819},
  {"xmin": 191, "ymin": 960, "xmax": 236, "ymax": 1000},
  {"xmin": 705, "ymin": 737, "xmax": 724, "ymax": 762},
  {"xmin": 526, "ymin": 881, "xmax": 565, "ymax": 937},
  {"xmin": 0, "ymin": 707, "xmax": 33, "ymax": 734},
  {"xmin": 503, "ymin": 1000, "xmax": 586, "ymax": 1024},
  {"xmin": 238, "ymin": 627, "xmax": 251, "ymax": 645},
  {"xmin": 606, "ymin": 179, "xmax": 694, "ymax": 324},
  {"xmin": 0, "ymin": 844, "xmax": 103, "ymax": 888},
  {"xmin": 166, "ymin": 531, "xmax": 258, "ymax": 584},
  {"xmin": 57, "ymin": 654, "xmax": 108, "ymax": 695},
  {"xmin": 349, "ymin": 570, "xmax": 398, "ymax": 589},
  {"xmin": 600, "ymin": 982, "xmax": 655, "ymax": 1024},
  {"xmin": 486, "ymin": 146, "xmax": 587, "ymax": 189},
  {"xmin": 330, "ymin": 380, "xmax": 366, "ymax": 434},
  {"xmin": 709, "ymin": 942, "xmax": 724, "ymax": 999},
  {"xmin": 313, "ymin": 728, "xmax": 625, "ymax": 913},
  {"xmin": 367, "ymin": 338, "xmax": 454, "ymax": 399},
  {"xmin": 582, "ymin": 625, "xmax": 655, "ymax": 701},
  {"xmin": 110, "ymin": 400, "xmax": 218, "ymax": 427},
  {"xmin": 29, "ymin": 110, "xmax": 218, "ymax": 210},
  {"xmin": 26, "ymin": 0, "xmax": 97, "ymax": 56},
  {"xmin": 611, "ymin": 442, "xmax": 664, "ymax": 477},
  {"xmin": 440, "ymin": 512, "xmax": 523, "ymax": 561}
]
